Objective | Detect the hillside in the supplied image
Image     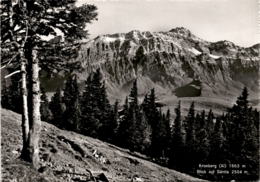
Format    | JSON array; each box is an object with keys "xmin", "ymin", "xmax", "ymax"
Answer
[{"xmin": 1, "ymin": 109, "xmax": 207, "ymax": 182}]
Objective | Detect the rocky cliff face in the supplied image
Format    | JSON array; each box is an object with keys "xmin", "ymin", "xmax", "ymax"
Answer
[{"xmin": 74, "ymin": 27, "xmax": 259, "ymax": 107}]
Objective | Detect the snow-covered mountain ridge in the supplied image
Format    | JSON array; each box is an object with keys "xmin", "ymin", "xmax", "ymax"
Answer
[{"xmin": 74, "ymin": 27, "xmax": 259, "ymax": 110}]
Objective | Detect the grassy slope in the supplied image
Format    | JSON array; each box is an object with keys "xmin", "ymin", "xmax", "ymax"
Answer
[{"xmin": 1, "ymin": 109, "xmax": 207, "ymax": 182}]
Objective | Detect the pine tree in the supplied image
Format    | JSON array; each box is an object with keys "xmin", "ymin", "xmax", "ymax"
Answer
[
  {"xmin": 49, "ymin": 88, "xmax": 65, "ymax": 127},
  {"xmin": 98, "ymin": 81, "xmax": 113, "ymax": 140},
  {"xmin": 80, "ymin": 72, "xmax": 101, "ymax": 137},
  {"xmin": 206, "ymin": 109, "xmax": 214, "ymax": 134},
  {"xmin": 194, "ymin": 114, "xmax": 210, "ymax": 167},
  {"xmin": 170, "ymin": 101, "xmax": 185, "ymax": 170},
  {"xmin": 147, "ymin": 88, "xmax": 158, "ymax": 128},
  {"xmin": 117, "ymin": 97, "xmax": 131, "ymax": 147},
  {"xmin": 151, "ymin": 111, "xmax": 170, "ymax": 160},
  {"xmin": 164, "ymin": 109, "xmax": 172, "ymax": 158},
  {"xmin": 129, "ymin": 79, "xmax": 138, "ymax": 109},
  {"xmin": 244, "ymin": 107, "xmax": 259, "ymax": 179},
  {"xmin": 253, "ymin": 109, "xmax": 259, "ymax": 130},
  {"xmin": 117, "ymin": 82, "xmax": 154, "ymax": 153},
  {"xmin": 142, "ymin": 94, "xmax": 149, "ymax": 115},
  {"xmin": 80, "ymin": 70, "xmax": 112, "ymax": 138},
  {"xmin": 119, "ymin": 80, "xmax": 140, "ymax": 151},
  {"xmin": 226, "ymin": 87, "xmax": 259, "ymax": 180},
  {"xmin": 209, "ymin": 117, "xmax": 225, "ymax": 162},
  {"xmin": 1, "ymin": 79, "xmax": 11, "ymax": 109},
  {"xmin": 63, "ymin": 75, "xmax": 81, "ymax": 131},
  {"xmin": 183, "ymin": 102, "xmax": 196, "ymax": 172},
  {"xmin": 127, "ymin": 107, "xmax": 138, "ymax": 152},
  {"xmin": 2, "ymin": 71, "xmax": 22, "ymax": 113},
  {"xmin": 184, "ymin": 102, "xmax": 196, "ymax": 146},
  {"xmin": 228, "ymin": 87, "xmax": 249, "ymax": 159},
  {"xmin": 236, "ymin": 87, "xmax": 248, "ymax": 110},
  {"xmin": 195, "ymin": 110, "xmax": 206, "ymax": 130},
  {"xmin": 143, "ymin": 89, "xmax": 161, "ymax": 156},
  {"xmin": 80, "ymin": 75, "xmax": 93, "ymax": 133},
  {"xmin": 40, "ymin": 87, "xmax": 52, "ymax": 122},
  {"xmin": 92, "ymin": 69, "xmax": 103, "ymax": 113},
  {"xmin": 136, "ymin": 111, "xmax": 152, "ymax": 153},
  {"xmin": 111, "ymin": 100, "xmax": 120, "ymax": 141},
  {"xmin": 126, "ymin": 108, "xmax": 152, "ymax": 154}
]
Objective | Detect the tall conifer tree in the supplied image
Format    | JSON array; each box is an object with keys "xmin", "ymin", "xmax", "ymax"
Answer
[
  {"xmin": 63, "ymin": 75, "xmax": 81, "ymax": 131},
  {"xmin": 183, "ymin": 102, "xmax": 196, "ymax": 172},
  {"xmin": 40, "ymin": 87, "xmax": 52, "ymax": 122},
  {"xmin": 170, "ymin": 101, "xmax": 185, "ymax": 170},
  {"xmin": 49, "ymin": 88, "xmax": 65, "ymax": 127},
  {"xmin": 117, "ymin": 97, "xmax": 131, "ymax": 147}
]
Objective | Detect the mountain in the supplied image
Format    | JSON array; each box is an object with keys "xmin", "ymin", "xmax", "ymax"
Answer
[
  {"xmin": 62, "ymin": 27, "xmax": 259, "ymax": 113},
  {"xmin": 1, "ymin": 108, "xmax": 207, "ymax": 182}
]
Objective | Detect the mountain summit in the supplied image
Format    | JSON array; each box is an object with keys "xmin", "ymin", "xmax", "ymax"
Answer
[{"xmin": 169, "ymin": 27, "xmax": 193, "ymax": 37}]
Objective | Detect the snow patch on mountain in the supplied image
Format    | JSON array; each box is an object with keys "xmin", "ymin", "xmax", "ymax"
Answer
[
  {"xmin": 209, "ymin": 54, "xmax": 220, "ymax": 59},
  {"xmin": 102, "ymin": 36, "xmax": 125, "ymax": 43},
  {"xmin": 190, "ymin": 84, "xmax": 201, "ymax": 89},
  {"xmin": 189, "ymin": 48, "xmax": 202, "ymax": 55}
]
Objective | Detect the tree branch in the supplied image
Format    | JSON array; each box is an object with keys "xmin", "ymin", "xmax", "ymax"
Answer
[
  {"xmin": 21, "ymin": 20, "xmax": 28, "ymax": 48},
  {"xmin": 1, "ymin": 53, "xmax": 19, "ymax": 69},
  {"xmin": 4, "ymin": 70, "xmax": 21, "ymax": 78}
]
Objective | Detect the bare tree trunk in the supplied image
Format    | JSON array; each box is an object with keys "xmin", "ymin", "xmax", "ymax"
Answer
[
  {"xmin": 27, "ymin": 48, "xmax": 41, "ymax": 168},
  {"xmin": 8, "ymin": 0, "xmax": 30, "ymax": 161},
  {"xmin": 20, "ymin": 50, "xmax": 30, "ymax": 159},
  {"xmin": 6, "ymin": 0, "xmax": 41, "ymax": 168}
]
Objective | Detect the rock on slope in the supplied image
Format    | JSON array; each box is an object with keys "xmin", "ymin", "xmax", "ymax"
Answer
[
  {"xmin": 72, "ymin": 27, "xmax": 259, "ymax": 112},
  {"xmin": 1, "ymin": 109, "xmax": 207, "ymax": 182}
]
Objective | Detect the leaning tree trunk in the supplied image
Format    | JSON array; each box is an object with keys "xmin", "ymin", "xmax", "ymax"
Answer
[
  {"xmin": 26, "ymin": 48, "xmax": 41, "ymax": 168},
  {"xmin": 20, "ymin": 50, "xmax": 30, "ymax": 159}
]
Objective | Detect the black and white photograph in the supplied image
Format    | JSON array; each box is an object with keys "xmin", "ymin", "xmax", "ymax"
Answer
[{"xmin": 1, "ymin": 0, "xmax": 259, "ymax": 181}]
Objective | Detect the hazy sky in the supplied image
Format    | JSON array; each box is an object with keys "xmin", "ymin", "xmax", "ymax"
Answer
[{"xmin": 78, "ymin": 0, "xmax": 259, "ymax": 47}]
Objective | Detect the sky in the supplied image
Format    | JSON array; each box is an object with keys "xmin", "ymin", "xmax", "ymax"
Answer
[{"xmin": 77, "ymin": 0, "xmax": 259, "ymax": 47}]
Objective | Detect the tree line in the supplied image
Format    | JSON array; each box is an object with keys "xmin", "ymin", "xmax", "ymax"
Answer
[{"xmin": 2, "ymin": 70, "xmax": 258, "ymax": 180}]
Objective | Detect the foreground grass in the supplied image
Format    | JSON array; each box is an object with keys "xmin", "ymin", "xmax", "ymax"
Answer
[{"xmin": 1, "ymin": 109, "xmax": 207, "ymax": 182}]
